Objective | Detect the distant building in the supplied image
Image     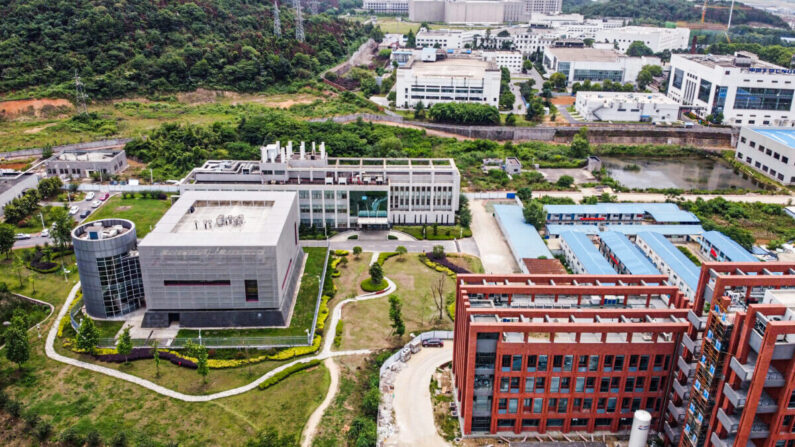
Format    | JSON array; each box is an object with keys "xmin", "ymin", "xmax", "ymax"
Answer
[
  {"xmin": 542, "ymin": 47, "xmax": 660, "ymax": 85},
  {"xmin": 574, "ymin": 91, "xmax": 680, "ymax": 122},
  {"xmin": 416, "ymin": 29, "xmax": 470, "ymax": 49},
  {"xmin": 593, "ymin": 26, "xmax": 690, "ymax": 53},
  {"xmin": 734, "ymin": 127, "xmax": 795, "ymax": 185},
  {"xmin": 408, "ymin": 0, "xmax": 529, "ymax": 25},
  {"xmin": 559, "ymin": 231, "xmax": 616, "ymax": 275},
  {"xmin": 635, "ymin": 231, "xmax": 699, "ymax": 299},
  {"xmin": 481, "ymin": 50, "xmax": 523, "ymax": 73},
  {"xmin": 0, "ymin": 170, "xmax": 39, "ymax": 218},
  {"xmin": 504, "ymin": 157, "xmax": 522, "ymax": 174},
  {"xmin": 666, "ymin": 52, "xmax": 795, "ymax": 127},
  {"xmin": 697, "ymin": 230, "xmax": 758, "ymax": 263},
  {"xmin": 524, "ymin": 0, "xmax": 561, "ymax": 14},
  {"xmin": 543, "ymin": 203, "xmax": 700, "ymax": 226},
  {"xmin": 362, "ymin": 0, "xmax": 408, "ymax": 14},
  {"xmin": 46, "ymin": 149, "xmax": 128, "ymax": 179},
  {"xmin": 395, "ymin": 55, "xmax": 502, "ymax": 108},
  {"xmin": 482, "ymin": 157, "xmax": 521, "ymax": 174},
  {"xmin": 597, "ymin": 231, "xmax": 660, "ymax": 276}
]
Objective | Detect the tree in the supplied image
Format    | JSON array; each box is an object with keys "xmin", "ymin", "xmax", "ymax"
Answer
[
  {"xmin": 584, "ymin": 38, "xmax": 594, "ymax": 47},
  {"xmin": 431, "ymin": 245, "xmax": 444, "ymax": 259},
  {"xmin": 369, "ymin": 262, "xmax": 384, "ymax": 286},
  {"xmin": 152, "ymin": 339, "xmax": 161, "ymax": 377},
  {"xmin": 396, "ymin": 246, "xmax": 407, "ymax": 259},
  {"xmin": 406, "ymin": 29, "xmax": 416, "ymax": 48},
  {"xmin": 353, "ymin": 246, "xmax": 362, "ymax": 258},
  {"xmin": 626, "ymin": 41, "xmax": 654, "ymax": 57},
  {"xmin": 517, "ymin": 187, "xmax": 533, "ymax": 202},
  {"xmin": 430, "ymin": 273, "xmax": 447, "ymax": 322},
  {"xmin": 76, "ymin": 317, "xmax": 100, "ymax": 355},
  {"xmin": 458, "ymin": 194, "xmax": 471, "ymax": 228},
  {"xmin": 0, "ymin": 223, "xmax": 15, "ymax": 259},
  {"xmin": 549, "ymin": 72, "xmax": 567, "ymax": 90},
  {"xmin": 116, "ymin": 326, "xmax": 133, "ymax": 364},
  {"xmin": 636, "ymin": 69, "xmax": 654, "ymax": 90},
  {"xmin": 12, "ymin": 255, "xmax": 25, "ymax": 287},
  {"xmin": 570, "ymin": 127, "xmax": 590, "ymax": 158},
  {"xmin": 41, "ymin": 145, "xmax": 53, "ymax": 159},
  {"xmin": 388, "ymin": 295, "xmax": 405, "ymax": 336},
  {"xmin": 413, "ymin": 101, "xmax": 425, "ymax": 120},
  {"xmin": 505, "ymin": 113, "xmax": 517, "ymax": 126},
  {"xmin": 556, "ymin": 175, "xmax": 574, "ymax": 187},
  {"xmin": 523, "ymin": 200, "xmax": 545, "ymax": 229},
  {"xmin": 50, "ymin": 207, "xmax": 73, "ymax": 252},
  {"xmin": 5, "ymin": 323, "xmax": 29, "ymax": 370},
  {"xmin": 187, "ymin": 341, "xmax": 210, "ymax": 384}
]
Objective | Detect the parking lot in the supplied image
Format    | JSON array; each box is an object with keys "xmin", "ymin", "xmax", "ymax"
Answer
[{"xmin": 12, "ymin": 192, "xmax": 110, "ymax": 249}]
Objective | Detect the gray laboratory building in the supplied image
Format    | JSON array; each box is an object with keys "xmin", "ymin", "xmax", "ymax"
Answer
[
  {"xmin": 46, "ymin": 149, "xmax": 128, "ymax": 179},
  {"xmin": 138, "ymin": 190, "xmax": 302, "ymax": 328},
  {"xmin": 72, "ymin": 219, "xmax": 145, "ymax": 318}
]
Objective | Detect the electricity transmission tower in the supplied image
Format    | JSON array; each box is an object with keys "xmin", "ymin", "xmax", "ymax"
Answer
[
  {"xmin": 74, "ymin": 70, "xmax": 88, "ymax": 115},
  {"xmin": 309, "ymin": 0, "xmax": 319, "ymax": 15},
  {"xmin": 294, "ymin": 0, "xmax": 305, "ymax": 42},
  {"xmin": 273, "ymin": 1, "xmax": 282, "ymax": 37}
]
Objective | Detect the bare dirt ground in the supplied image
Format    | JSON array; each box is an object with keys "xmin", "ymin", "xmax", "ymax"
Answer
[
  {"xmin": 551, "ymin": 96, "xmax": 575, "ymax": 106},
  {"xmin": 23, "ymin": 122, "xmax": 58, "ymax": 134},
  {"xmin": 0, "ymin": 98, "xmax": 73, "ymax": 119}
]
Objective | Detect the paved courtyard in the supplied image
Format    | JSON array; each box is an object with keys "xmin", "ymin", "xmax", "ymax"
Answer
[{"xmin": 469, "ymin": 200, "xmax": 520, "ymax": 274}]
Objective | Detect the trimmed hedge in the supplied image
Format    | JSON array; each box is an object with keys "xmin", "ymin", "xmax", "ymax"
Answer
[
  {"xmin": 419, "ymin": 254, "xmax": 457, "ymax": 278},
  {"xmin": 315, "ymin": 295, "xmax": 331, "ymax": 335},
  {"xmin": 259, "ymin": 359, "xmax": 322, "ymax": 390},
  {"xmin": 361, "ymin": 278, "xmax": 388, "ymax": 292},
  {"xmin": 333, "ymin": 249, "xmax": 349, "ymax": 256},
  {"xmin": 334, "ymin": 321, "xmax": 343, "ymax": 348},
  {"xmin": 57, "ymin": 291, "xmax": 83, "ymax": 337},
  {"xmin": 426, "ymin": 253, "xmax": 470, "ymax": 274},
  {"xmin": 377, "ymin": 251, "xmax": 398, "ymax": 265}
]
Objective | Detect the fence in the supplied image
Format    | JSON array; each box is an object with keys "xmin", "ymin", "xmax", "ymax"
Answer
[
  {"xmin": 378, "ymin": 330, "xmax": 454, "ymax": 377},
  {"xmin": 2, "ymin": 138, "xmax": 132, "ymax": 159}
]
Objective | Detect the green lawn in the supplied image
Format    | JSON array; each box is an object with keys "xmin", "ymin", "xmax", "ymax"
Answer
[
  {"xmin": 176, "ymin": 246, "xmax": 328, "ymax": 339},
  {"xmin": 393, "ymin": 225, "xmax": 472, "ymax": 240},
  {"xmin": 93, "ymin": 320, "xmax": 125, "ymax": 339},
  {"xmin": 86, "ymin": 195, "xmax": 172, "ymax": 238}
]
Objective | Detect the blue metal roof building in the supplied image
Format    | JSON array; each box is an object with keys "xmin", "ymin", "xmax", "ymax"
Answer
[
  {"xmin": 751, "ymin": 128, "xmax": 795, "ymax": 148},
  {"xmin": 494, "ymin": 205, "xmax": 553, "ymax": 272},
  {"xmin": 698, "ymin": 230, "xmax": 758, "ymax": 263},
  {"xmin": 598, "ymin": 231, "xmax": 660, "ymax": 275},
  {"xmin": 544, "ymin": 203, "xmax": 700, "ymax": 225},
  {"xmin": 635, "ymin": 232, "xmax": 700, "ymax": 298},
  {"xmin": 546, "ymin": 224, "xmax": 705, "ymax": 237},
  {"xmin": 559, "ymin": 231, "xmax": 616, "ymax": 275}
]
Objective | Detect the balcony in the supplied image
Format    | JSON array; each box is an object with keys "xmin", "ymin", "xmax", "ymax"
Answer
[
  {"xmin": 688, "ymin": 310, "xmax": 707, "ymax": 331},
  {"xmin": 749, "ymin": 419, "xmax": 771, "ymax": 439},
  {"xmin": 664, "ymin": 420, "xmax": 681, "ymax": 444},
  {"xmin": 749, "ymin": 327, "xmax": 795, "ymax": 360},
  {"xmin": 722, "ymin": 382, "xmax": 778, "ymax": 413},
  {"xmin": 678, "ymin": 355, "xmax": 696, "ymax": 378},
  {"xmin": 672, "ymin": 378, "xmax": 691, "ymax": 400},
  {"xmin": 682, "ymin": 333, "xmax": 702, "ymax": 356},
  {"xmin": 667, "ymin": 400, "xmax": 686, "ymax": 423},
  {"xmin": 729, "ymin": 356, "xmax": 786, "ymax": 387},
  {"xmin": 717, "ymin": 408, "xmax": 740, "ymax": 434}
]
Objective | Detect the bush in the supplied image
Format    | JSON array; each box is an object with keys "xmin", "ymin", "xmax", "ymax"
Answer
[
  {"xmin": 377, "ymin": 251, "xmax": 398, "ymax": 265},
  {"xmin": 334, "ymin": 321, "xmax": 343, "ymax": 348},
  {"xmin": 427, "ymin": 102, "xmax": 500, "ymax": 125},
  {"xmin": 314, "ymin": 295, "xmax": 331, "ymax": 335},
  {"xmin": 347, "ymin": 234, "xmax": 358, "ymax": 240},
  {"xmin": 259, "ymin": 359, "xmax": 322, "ymax": 390},
  {"xmin": 59, "ymin": 427, "xmax": 84, "ymax": 447},
  {"xmin": 387, "ymin": 234, "xmax": 398, "ymax": 240},
  {"xmin": 360, "ymin": 278, "xmax": 388, "ymax": 292},
  {"xmin": 333, "ymin": 249, "xmax": 349, "ymax": 256},
  {"xmin": 34, "ymin": 421, "xmax": 53, "ymax": 441}
]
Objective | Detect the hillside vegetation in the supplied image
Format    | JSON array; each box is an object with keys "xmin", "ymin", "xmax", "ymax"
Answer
[{"xmin": 0, "ymin": 0, "xmax": 375, "ymax": 99}]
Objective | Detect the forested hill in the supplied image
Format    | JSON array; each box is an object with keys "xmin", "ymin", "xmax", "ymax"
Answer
[
  {"xmin": 565, "ymin": 0, "xmax": 789, "ymax": 29},
  {"xmin": 0, "ymin": 0, "xmax": 375, "ymax": 99}
]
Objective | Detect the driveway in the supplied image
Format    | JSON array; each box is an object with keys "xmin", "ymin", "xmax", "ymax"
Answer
[
  {"xmin": 384, "ymin": 344, "xmax": 452, "ymax": 447},
  {"xmin": 13, "ymin": 198, "xmax": 98, "ymax": 249},
  {"xmin": 469, "ymin": 200, "xmax": 519, "ymax": 273}
]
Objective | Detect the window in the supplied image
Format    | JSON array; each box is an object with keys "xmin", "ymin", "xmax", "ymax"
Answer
[
  {"xmin": 698, "ymin": 79, "xmax": 712, "ymax": 103},
  {"xmin": 578, "ymin": 355, "xmax": 588, "ymax": 371},
  {"xmin": 497, "ymin": 418, "xmax": 514, "ymax": 428},
  {"xmin": 604, "ymin": 355, "xmax": 613, "ymax": 372},
  {"xmin": 734, "ymin": 87, "xmax": 794, "ymax": 111},
  {"xmin": 526, "ymin": 355, "xmax": 537, "ymax": 372},
  {"xmin": 629, "ymin": 355, "xmax": 639, "ymax": 371},
  {"xmin": 551, "ymin": 377, "xmax": 560, "ymax": 393},
  {"xmin": 639, "ymin": 355, "xmax": 649, "ymax": 371},
  {"xmin": 501, "ymin": 355, "xmax": 511, "ymax": 372},
  {"xmin": 535, "ymin": 377, "xmax": 546, "ymax": 393},
  {"xmin": 635, "ymin": 377, "xmax": 645, "ymax": 392},
  {"xmin": 583, "ymin": 398, "xmax": 593, "ymax": 410},
  {"xmin": 561, "ymin": 377, "xmax": 571, "ymax": 393},
  {"xmin": 522, "ymin": 418, "xmax": 540, "ymax": 428},
  {"xmin": 650, "ymin": 377, "xmax": 660, "ymax": 392},
  {"xmin": 589, "ymin": 355, "xmax": 599, "ymax": 372},
  {"xmin": 498, "ymin": 398, "xmax": 508, "ymax": 414},
  {"xmin": 533, "ymin": 398, "xmax": 543, "ymax": 413},
  {"xmin": 654, "ymin": 355, "xmax": 664, "ymax": 371},
  {"xmin": 625, "ymin": 377, "xmax": 635, "ymax": 392},
  {"xmin": 244, "ymin": 280, "xmax": 259, "ymax": 302},
  {"xmin": 614, "ymin": 355, "xmax": 624, "ymax": 371},
  {"xmin": 511, "ymin": 355, "xmax": 522, "ymax": 371},
  {"xmin": 558, "ymin": 398, "xmax": 568, "ymax": 413},
  {"xmin": 576, "ymin": 377, "xmax": 585, "ymax": 392},
  {"xmin": 553, "ymin": 355, "xmax": 563, "ymax": 371},
  {"xmin": 563, "ymin": 355, "xmax": 573, "ymax": 372},
  {"xmin": 500, "ymin": 377, "xmax": 510, "ymax": 392},
  {"xmin": 600, "ymin": 378, "xmax": 609, "ymax": 392},
  {"xmin": 586, "ymin": 377, "xmax": 595, "ymax": 392},
  {"xmin": 607, "ymin": 397, "xmax": 617, "ymax": 413},
  {"xmin": 538, "ymin": 355, "xmax": 548, "ymax": 371},
  {"xmin": 672, "ymin": 68, "xmax": 684, "ymax": 89},
  {"xmin": 572, "ymin": 418, "xmax": 588, "ymax": 427},
  {"xmin": 508, "ymin": 399, "xmax": 518, "ymax": 413},
  {"xmin": 510, "ymin": 377, "xmax": 520, "ymax": 393},
  {"xmin": 548, "ymin": 418, "xmax": 564, "ymax": 427}
]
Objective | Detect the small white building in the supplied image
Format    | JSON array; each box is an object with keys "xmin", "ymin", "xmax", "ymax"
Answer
[
  {"xmin": 594, "ymin": 26, "xmax": 690, "ymax": 54},
  {"xmin": 481, "ymin": 50, "xmax": 523, "ymax": 73},
  {"xmin": 667, "ymin": 52, "xmax": 795, "ymax": 127},
  {"xmin": 543, "ymin": 47, "xmax": 659, "ymax": 85},
  {"xmin": 575, "ymin": 91, "xmax": 680, "ymax": 122},
  {"xmin": 396, "ymin": 56, "xmax": 502, "ymax": 108},
  {"xmin": 734, "ymin": 127, "xmax": 795, "ymax": 185},
  {"xmin": 415, "ymin": 29, "xmax": 470, "ymax": 49},
  {"xmin": 363, "ymin": 0, "xmax": 409, "ymax": 14},
  {"xmin": 408, "ymin": 0, "xmax": 529, "ymax": 25}
]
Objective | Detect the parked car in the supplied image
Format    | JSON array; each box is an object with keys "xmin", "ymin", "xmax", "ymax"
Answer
[
  {"xmin": 79, "ymin": 209, "xmax": 91, "ymax": 219},
  {"xmin": 422, "ymin": 338, "xmax": 443, "ymax": 348},
  {"xmin": 14, "ymin": 233, "xmax": 31, "ymax": 240},
  {"xmin": 99, "ymin": 193, "xmax": 110, "ymax": 201},
  {"xmin": 91, "ymin": 200, "xmax": 101, "ymax": 208},
  {"xmin": 40, "ymin": 229, "xmax": 49, "ymax": 238},
  {"xmin": 85, "ymin": 192, "xmax": 95, "ymax": 200},
  {"xmin": 69, "ymin": 205, "xmax": 79, "ymax": 215}
]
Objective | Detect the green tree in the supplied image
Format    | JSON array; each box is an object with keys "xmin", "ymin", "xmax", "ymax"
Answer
[
  {"xmin": 432, "ymin": 245, "xmax": 445, "ymax": 259},
  {"xmin": 388, "ymin": 295, "xmax": 405, "ymax": 337},
  {"xmin": 570, "ymin": 127, "xmax": 590, "ymax": 158},
  {"xmin": 505, "ymin": 112, "xmax": 517, "ymax": 126},
  {"xmin": 12, "ymin": 255, "xmax": 25, "ymax": 287},
  {"xmin": 369, "ymin": 262, "xmax": 384, "ymax": 286},
  {"xmin": 626, "ymin": 41, "xmax": 654, "ymax": 57},
  {"xmin": 152, "ymin": 339, "xmax": 161, "ymax": 377},
  {"xmin": 523, "ymin": 200, "xmax": 545, "ymax": 229},
  {"xmin": 187, "ymin": 341, "xmax": 210, "ymax": 383},
  {"xmin": 116, "ymin": 326, "xmax": 133, "ymax": 364},
  {"xmin": 396, "ymin": 246, "xmax": 407, "ymax": 259},
  {"xmin": 406, "ymin": 29, "xmax": 416, "ymax": 48},
  {"xmin": 76, "ymin": 317, "xmax": 100, "ymax": 355},
  {"xmin": 458, "ymin": 194, "xmax": 471, "ymax": 228},
  {"xmin": 549, "ymin": 72, "xmax": 567, "ymax": 90},
  {"xmin": 516, "ymin": 187, "xmax": 533, "ymax": 202},
  {"xmin": 353, "ymin": 246, "xmax": 362, "ymax": 258},
  {"xmin": 5, "ymin": 320, "xmax": 29, "ymax": 370},
  {"xmin": 556, "ymin": 175, "xmax": 574, "ymax": 187},
  {"xmin": 50, "ymin": 207, "xmax": 73, "ymax": 252},
  {"xmin": 41, "ymin": 145, "xmax": 53, "ymax": 159},
  {"xmin": 413, "ymin": 101, "xmax": 426, "ymax": 120},
  {"xmin": 0, "ymin": 223, "xmax": 15, "ymax": 259}
]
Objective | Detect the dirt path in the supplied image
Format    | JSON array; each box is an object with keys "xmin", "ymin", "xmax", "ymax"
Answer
[
  {"xmin": 361, "ymin": 120, "xmax": 474, "ymax": 140},
  {"xmin": 300, "ymin": 358, "xmax": 340, "ymax": 447}
]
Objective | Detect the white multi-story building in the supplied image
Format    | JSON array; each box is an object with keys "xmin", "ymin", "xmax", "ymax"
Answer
[
  {"xmin": 408, "ymin": 0, "xmax": 529, "ymax": 24},
  {"xmin": 543, "ymin": 47, "xmax": 659, "ymax": 85},
  {"xmin": 415, "ymin": 29, "xmax": 471, "ymax": 49},
  {"xmin": 524, "ymin": 0, "xmax": 562, "ymax": 15},
  {"xmin": 666, "ymin": 52, "xmax": 795, "ymax": 127},
  {"xmin": 180, "ymin": 142, "xmax": 461, "ymax": 228},
  {"xmin": 574, "ymin": 91, "xmax": 680, "ymax": 122},
  {"xmin": 363, "ymin": 0, "xmax": 409, "ymax": 14},
  {"xmin": 481, "ymin": 50, "xmax": 523, "ymax": 73},
  {"xmin": 594, "ymin": 26, "xmax": 690, "ymax": 53},
  {"xmin": 734, "ymin": 127, "xmax": 795, "ymax": 185},
  {"xmin": 527, "ymin": 12, "xmax": 584, "ymax": 28},
  {"xmin": 395, "ymin": 55, "xmax": 502, "ymax": 107}
]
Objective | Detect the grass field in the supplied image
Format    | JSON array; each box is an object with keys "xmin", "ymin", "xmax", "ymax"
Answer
[
  {"xmin": 0, "ymin": 250, "xmax": 80, "ymax": 308},
  {"xmin": 312, "ymin": 354, "xmax": 371, "ymax": 447},
  {"xmin": 93, "ymin": 320, "xmax": 125, "ymax": 339},
  {"xmin": 86, "ymin": 195, "xmax": 172, "ymax": 238},
  {"xmin": 393, "ymin": 225, "xmax": 472, "ymax": 240}
]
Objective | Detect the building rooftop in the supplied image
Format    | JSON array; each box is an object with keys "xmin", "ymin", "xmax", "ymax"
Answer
[
  {"xmin": 522, "ymin": 258, "xmax": 568, "ymax": 275},
  {"xmin": 494, "ymin": 204, "xmax": 554, "ymax": 260},
  {"xmin": 140, "ymin": 191, "xmax": 296, "ymax": 247},
  {"xmin": 749, "ymin": 127, "xmax": 795, "ymax": 149},
  {"xmin": 547, "ymin": 224, "xmax": 705, "ymax": 236},
  {"xmin": 544, "ymin": 203, "xmax": 700, "ymax": 224},
  {"xmin": 575, "ymin": 91, "xmax": 679, "ymax": 105},
  {"xmin": 637, "ymin": 232, "xmax": 699, "ymax": 292},
  {"xmin": 599, "ymin": 231, "xmax": 660, "ymax": 276},
  {"xmin": 73, "ymin": 219, "xmax": 134, "ymax": 241},
  {"xmin": 560, "ymin": 231, "xmax": 616, "ymax": 275},
  {"xmin": 0, "ymin": 172, "xmax": 35, "ymax": 195},
  {"xmin": 701, "ymin": 230, "xmax": 758, "ymax": 263},
  {"xmin": 53, "ymin": 150, "xmax": 122, "ymax": 162},
  {"xmin": 403, "ymin": 57, "xmax": 497, "ymax": 78},
  {"xmin": 545, "ymin": 47, "xmax": 624, "ymax": 62},
  {"xmin": 676, "ymin": 52, "xmax": 783, "ymax": 70}
]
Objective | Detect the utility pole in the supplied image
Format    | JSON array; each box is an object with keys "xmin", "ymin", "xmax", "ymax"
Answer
[
  {"xmin": 273, "ymin": 1, "xmax": 282, "ymax": 38},
  {"xmin": 74, "ymin": 70, "xmax": 88, "ymax": 115},
  {"xmin": 294, "ymin": 0, "xmax": 305, "ymax": 43}
]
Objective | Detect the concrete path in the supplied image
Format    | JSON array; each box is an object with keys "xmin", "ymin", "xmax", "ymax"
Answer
[
  {"xmin": 384, "ymin": 344, "xmax": 453, "ymax": 447},
  {"xmin": 469, "ymin": 200, "xmax": 519, "ymax": 274}
]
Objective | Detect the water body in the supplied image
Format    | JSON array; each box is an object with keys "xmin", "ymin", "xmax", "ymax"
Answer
[{"xmin": 601, "ymin": 156, "xmax": 762, "ymax": 191}]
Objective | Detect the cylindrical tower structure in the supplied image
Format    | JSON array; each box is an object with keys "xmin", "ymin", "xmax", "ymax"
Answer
[
  {"xmin": 72, "ymin": 219, "xmax": 144, "ymax": 318},
  {"xmin": 628, "ymin": 409, "xmax": 652, "ymax": 447}
]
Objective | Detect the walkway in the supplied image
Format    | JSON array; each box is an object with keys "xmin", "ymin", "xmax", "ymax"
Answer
[
  {"xmin": 469, "ymin": 200, "xmax": 519, "ymax": 274},
  {"xmin": 384, "ymin": 344, "xmax": 453, "ymax": 447}
]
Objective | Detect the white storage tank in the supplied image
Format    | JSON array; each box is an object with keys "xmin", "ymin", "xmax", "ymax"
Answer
[{"xmin": 629, "ymin": 409, "xmax": 652, "ymax": 447}]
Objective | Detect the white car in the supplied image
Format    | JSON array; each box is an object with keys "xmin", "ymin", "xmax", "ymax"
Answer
[
  {"xmin": 91, "ymin": 200, "xmax": 101, "ymax": 208},
  {"xmin": 85, "ymin": 192, "xmax": 95, "ymax": 200},
  {"xmin": 14, "ymin": 233, "xmax": 31, "ymax": 240},
  {"xmin": 40, "ymin": 229, "xmax": 49, "ymax": 238},
  {"xmin": 69, "ymin": 205, "xmax": 79, "ymax": 215}
]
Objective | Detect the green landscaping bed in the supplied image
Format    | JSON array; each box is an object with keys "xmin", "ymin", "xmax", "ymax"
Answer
[
  {"xmin": 392, "ymin": 225, "xmax": 471, "ymax": 240},
  {"xmin": 93, "ymin": 320, "xmax": 125, "ymax": 339},
  {"xmin": 86, "ymin": 195, "xmax": 172, "ymax": 238},
  {"xmin": 360, "ymin": 278, "xmax": 388, "ymax": 293}
]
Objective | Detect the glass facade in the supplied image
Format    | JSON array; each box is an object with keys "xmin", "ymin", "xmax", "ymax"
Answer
[
  {"xmin": 557, "ymin": 62, "xmax": 570, "ymax": 78},
  {"xmin": 672, "ymin": 69, "xmax": 684, "ymax": 90},
  {"xmin": 97, "ymin": 253, "xmax": 145, "ymax": 317},
  {"xmin": 733, "ymin": 87, "xmax": 794, "ymax": 111},
  {"xmin": 712, "ymin": 86, "xmax": 727, "ymax": 114},
  {"xmin": 349, "ymin": 191, "xmax": 388, "ymax": 217},
  {"xmin": 573, "ymin": 69, "xmax": 623, "ymax": 83},
  {"xmin": 697, "ymin": 79, "xmax": 712, "ymax": 103}
]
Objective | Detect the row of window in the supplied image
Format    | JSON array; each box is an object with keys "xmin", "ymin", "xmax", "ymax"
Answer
[
  {"xmin": 498, "ymin": 353, "xmax": 671, "ymax": 373},
  {"xmin": 740, "ymin": 137, "xmax": 792, "ymax": 164},
  {"xmin": 496, "ymin": 395, "xmax": 663, "ymax": 415},
  {"xmin": 489, "ymin": 416, "xmax": 633, "ymax": 431},
  {"xmin": 737, "ymin": 152, "xmax": 794, "ymax": 183},
  {"xmin": 495, "ymin": 374, "xmax": 668, "ymax": 395}
]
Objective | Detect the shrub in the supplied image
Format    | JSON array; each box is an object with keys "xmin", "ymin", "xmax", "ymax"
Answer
[
  {"xmin": 360, "ymin": 278, "xmax": 388, "ymax": 292},
  {"xmin": 5, "ymin": 399, "xmax": 21, "ymax": 417},
  {"xmin": 86, "ymin": 430, "xmax": 102, "ymax": 447},
  {"xmin": 333, "ymin": 249, "xmax": 349, "ymax": 256},
  {"xmin": 387, "ymin": 234, "xmax": 397, "ymax": 240},
  {"xmin": 59, "ymin": 427, "xmax": 84, "ymax": 447},
  {"xmin": 265, "ymin": 335, "xmax": 322, "ymax": 361},
  {"xmin": 314, "ymin": 295, "xmax": 331, "ymax": 335},
  {"xmin": 259, "ymin": 359, "xmax": 322, "ymax": 390},
  {"xmin": 347, "ymin": 234, "xmax": 358, "ymax": 240},
  {"xmin": 334, "ymin": 321, "xmax": 343, "ymax": 348},
  {"xmin": 34, "ymin": 421, "xmax": 53, "ymax": 441},
  {"xmin": 377, "ymin": 251, "xmax": 398, "ymax": 265}
]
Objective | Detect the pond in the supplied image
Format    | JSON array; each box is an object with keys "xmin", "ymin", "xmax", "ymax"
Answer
[{"xmin": 600, "ymin": 156, "xmax": 763, "ymax": 191}]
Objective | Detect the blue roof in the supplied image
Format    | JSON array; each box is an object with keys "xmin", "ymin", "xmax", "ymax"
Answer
[
  {"xmin": 637, "ymin": 232, "xmax": 699, "ymax": 292},
  {"xmin": 547, "ymin": 224, "xmax": 704, "ymax": 236},
  {"xmin": 701, "ymin": 230, "xmax": 758, "ymax": 263},
  {"xmin": 544, "ymin": 203, "xmax": 700, "ymax": 223},
  {"xmin": 560, "ymin": 231, "xmax": 616, "ymax": 275},
  {"xmin": 598, "ymin": 232, "xmax": 660, "ymax": 275},
  {"xmin": 494, "ymin": 205, "xmax": 553, "ymax": 260},
  {"xmin": 751, "ymin": 128, "xmax": 795, "ymax": 149}
]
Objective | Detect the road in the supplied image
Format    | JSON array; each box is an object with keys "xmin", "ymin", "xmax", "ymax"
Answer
[
  {"xmin": 12, "ymin": 197, "xmax": 101, "ymax": 249},
  {"xmin": 468, "ymin": 200, "xmax": 520, "ymax": 273},
  {"xmin": 384, "ymin": 344, "xmax": 452, "ymax": 447}
]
